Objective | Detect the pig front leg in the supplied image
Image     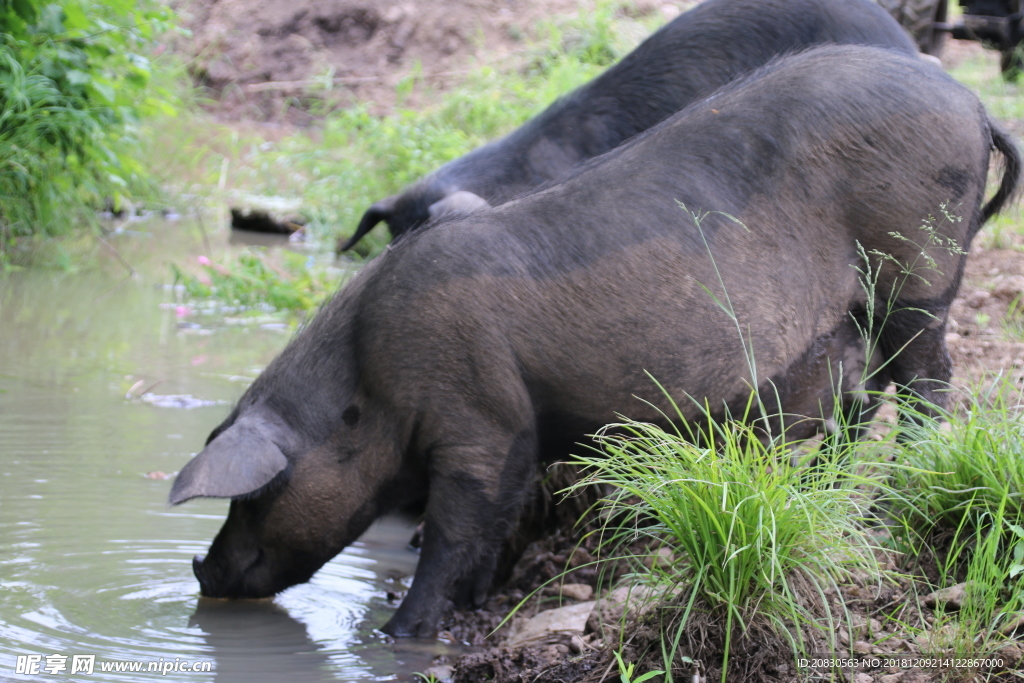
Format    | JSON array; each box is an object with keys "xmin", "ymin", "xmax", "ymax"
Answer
[{"xmin": 382, "ymin": 429, "xmax": 538, "ymax": 637}]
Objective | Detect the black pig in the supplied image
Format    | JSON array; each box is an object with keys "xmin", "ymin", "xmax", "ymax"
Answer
[
  {"xmin": 336, "ymin": 0, "xmax": 916, "ymax": 252},
  {"xmin": 173, "ymin": 46, "xmax": 1020, "ymax": 637}
]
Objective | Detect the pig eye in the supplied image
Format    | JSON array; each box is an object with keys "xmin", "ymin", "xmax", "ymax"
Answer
[{"xmin": 342, "ymin": 406, "xmax": 360, "ymax": 427}]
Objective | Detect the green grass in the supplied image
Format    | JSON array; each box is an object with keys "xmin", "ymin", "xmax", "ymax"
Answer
[
  {"xmin": 565, "ymin": 407, "xmax": 885, "ymax": 683},
  {"xmin": 948, "ymin": 49, "xmax": 1024, "ymax": 122},
  {"xmin": 884, "ymin": 381, "xmax": 1024, "ymax": 676},
  {"xmin": 171, "ymin": 249, "xmax": 349, "ymax": 314},
  {"xmin": 889, "ymin": 382, "xmax": 1024, "ymax": 535}
]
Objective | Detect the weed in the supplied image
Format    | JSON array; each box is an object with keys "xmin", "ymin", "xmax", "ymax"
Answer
[
  {"xmin": 889, "ymin": 379, "xmax": 1024, "ymax": 535},
  {"xmin": 884, "ymin": 380, "xmax": 1024, "ymax": 674},
  {"xmin": 566, "ymin": 404, "xmax": 885, "ymax": 683},
  {"xmin": 613, "ymin": 649, "xmax": 664, "ymax": 683},
  {"xmin": 1004, "ymin": 295, "xmax": 1024, "ymax": 341},
  {"xmin": 976, "ymin": 310, "xmax": 992, "ymax": 330},
  {"xmin": 171, "ymin": 250, "xmax": 348, "ymax": 313}
]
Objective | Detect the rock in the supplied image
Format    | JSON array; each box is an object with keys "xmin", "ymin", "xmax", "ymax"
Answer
[
  {"xmin": 992, "ymin": 276, "xmax": 1024, "ymax": 302},
  {"xmin": 641, "ymin": 547, "xmax": 674, "ymax": 570},
  {"xmin": 995, "ymin": 640, "xmax": 1024, "ymax": 665},
  {"xmin": 557, "ymin": 583, "xmax": 593, "ymax": 601},
  {"xmin": 878, "ymin": 674, "xmax": 903, "ymax": 683},
  {"xmin": 505, "ymin": 601, "xmax": 595, "ymax": 648},
  {"xmin": 854, "ymin": 640, "xmax": 875, "ymax": 655},
  {"xmin": 945, "ymin": 332, "xmax": 961, "ymax": 343},
  {"xmin": 851, "ymin": 615, "xmax": 883, "ymax": 640},
  {"xmin": 923, "ymin": 582, "xmax": 971, "ymax": 609},
  {"xmin": 422, "ymin": 664, "xmax": 454, "ymax": 683},
  {"xmin": 228, "ymin": 193, "xmax": 305, "ymax": 235},
  {"xmin": 630, "ymin": 0, "xmax": 660, "ymax": 15},
  {"xmin": 965, "ymin": 289, "xmax": 991, "ymax": 308},
  {"xmin": 856, "ymin": 673, "xmax": 873, "ymax": 683},
  {"xmin": 1000, "ymin": 612, "xmax": 1024, "ymax": 635},
  {"xmin": 568, "ymin": 547, "xmax": 594, "ymax": 568},
  {"xmin": 586, "ymin": 584, "xmax": 661, "ymax": 633},
  {"xmin": 568, "ymin": 634, "xmax": 586, "ymax": 654}
]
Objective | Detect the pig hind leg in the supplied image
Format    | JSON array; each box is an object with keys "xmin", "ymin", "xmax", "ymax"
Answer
[{"xmin": 877, "ymin": 303, "xmax": 952, "ymax": 423}]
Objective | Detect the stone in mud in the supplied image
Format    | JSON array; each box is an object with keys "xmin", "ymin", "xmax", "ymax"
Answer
[
  {"xmin": 228, "ymin": 194, "xmax": 305, "ymax": 235},
  {"xmin": 992, "ymin": 275, "xmax": 1024, "ymax": 302},
  {"xmin": 996, "ymin": 639, "xmax": 1024, "ymax": 664},
  {"xmin": 999, "ymin": 612, "xmax": 1024, "ymax": 636},
  {"xmin": 542, "ymin": 583, "xmax": 592, "ymax": 601},
  {"xmin": 964, "ymin": 289, "xmax": 991, "ymax": 308},
  {"xmin": 922, "ymin": 582, "xmax": 972, "ymax": 609},
  {"xmin": 421, "ymin": 664, "xmax": 454, "ymax": 682},
  {"xmin": 585, "ymin": 584, "xmax": 663, "ymax": 634},
  {"xmin": 505, "ymin": 601, "xmax": 595, "ymax": 648}
]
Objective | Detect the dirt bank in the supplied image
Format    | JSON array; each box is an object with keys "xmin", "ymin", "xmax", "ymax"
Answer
[{"xmin": 174, "ymin": 0, "xmax": 694, "ymax": 120}]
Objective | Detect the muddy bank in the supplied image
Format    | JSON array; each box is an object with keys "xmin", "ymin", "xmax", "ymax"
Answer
[
  {"xmin": 173, "ymin": 0, "xmax": 693, "ymax": 120},
  {"xmin": 429, "ymin": 521, "xmax": 1024, "ymax": 683}
]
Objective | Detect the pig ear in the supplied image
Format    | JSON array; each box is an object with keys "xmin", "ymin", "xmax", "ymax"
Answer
[
  {"xmin": 427, "ymin": 191, "xmax": 490, "ymax": 220},
  {"xmin": 169, "ymin": 420, "xmax": 288, "ymax": 505},
  {"xmin": 336, "ymin": 195, "xmax": 399, "ymax": 254}
]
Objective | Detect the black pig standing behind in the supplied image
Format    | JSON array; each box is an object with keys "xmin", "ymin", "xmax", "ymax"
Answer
[
  {"xmin": 337, "ymin": 0, "xmax": 917, "ymax": 253},
  {"xmin": 173, "ymin": 46, "xmax": 1020, "ymax": 637}
]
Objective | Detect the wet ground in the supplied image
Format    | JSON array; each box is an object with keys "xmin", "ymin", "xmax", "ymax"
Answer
[{"xmin": 0, "ymin": 219, "xmax": 469, "ymax": 682}]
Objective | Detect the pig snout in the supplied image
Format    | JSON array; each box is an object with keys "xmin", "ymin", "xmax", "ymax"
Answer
[
  {"xmin": 192, "ymin": 554, "xmax": 210, "ymax": 593},
  {"xmin": 191, "ymin": 548, "xmax": 269, "ymax": 599},
  {"xmin": 192, "ymin": 553, "xmax": 229, "ymax": 598}
]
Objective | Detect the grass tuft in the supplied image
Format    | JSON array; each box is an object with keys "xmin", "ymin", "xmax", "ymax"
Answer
[{"xmin": 566, "ymin": 405, "xmax": 885, "ymax": 683}]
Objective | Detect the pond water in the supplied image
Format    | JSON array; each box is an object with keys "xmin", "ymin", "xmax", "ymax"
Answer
[{"xmin": 0, "ymin": 221, "xmax": 467, "ymax": 681}]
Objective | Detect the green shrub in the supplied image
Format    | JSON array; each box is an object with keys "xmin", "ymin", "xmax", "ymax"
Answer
[{"xmin": 0, "ymin": 0, "xmax": 176, "ymax": 255}]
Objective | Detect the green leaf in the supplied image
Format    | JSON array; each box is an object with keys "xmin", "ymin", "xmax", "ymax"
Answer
[
  {"xmin": 87, "ymin": 78, "xmax": 115, "ymax": 104},
  {"xmin": 64, "ymin": 69, "xmax": 90, "ymax": 86},
  {"xmin": 10, "ymin": 0, "xmax": 38, "ymax": 25},
  {"xmin": 62, "ymin": 2, "xmax": 88, "ymax": 30},
  {"xmin": 633, "ymin": 672, "xmax": 666, "ymax": 683}
]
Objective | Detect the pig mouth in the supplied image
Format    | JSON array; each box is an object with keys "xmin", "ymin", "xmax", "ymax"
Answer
[{"xmin": 193, "ymin": 549, "xmax": 273, "ymax": 599}]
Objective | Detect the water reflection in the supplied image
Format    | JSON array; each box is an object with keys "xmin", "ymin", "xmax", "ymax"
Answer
[{"xmin": 189, "ymin": 600, "xmax": 330, "ymax": 683}]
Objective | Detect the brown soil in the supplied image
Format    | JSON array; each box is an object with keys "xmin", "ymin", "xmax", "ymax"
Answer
[
  {"xmin": 437, "ymin": 512, "xmax": 1024, "ymax": 683},
  {"xmin": 173, "ymin": 0, "xmax": 694, "ymax": 121}
]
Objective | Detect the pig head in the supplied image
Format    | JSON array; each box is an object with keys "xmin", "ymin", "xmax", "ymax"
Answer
[{"xmin": 169, "ymin": 355, "xmax": 421, "ymax": 606}]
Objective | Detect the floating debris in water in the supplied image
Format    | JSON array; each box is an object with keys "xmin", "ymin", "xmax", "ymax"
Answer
[
  {"xmin": 144, "ymin": 471, "xmax": 171, "ymax": 480},
  {"xmin": 136, "ymin": 393, "xmax": 227, "ymax": 409}
]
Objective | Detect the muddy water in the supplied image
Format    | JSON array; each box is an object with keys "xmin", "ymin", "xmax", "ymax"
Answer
[{"xmin": 0, "ymin": 222, "xmax": 466, "ymax": 681}]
